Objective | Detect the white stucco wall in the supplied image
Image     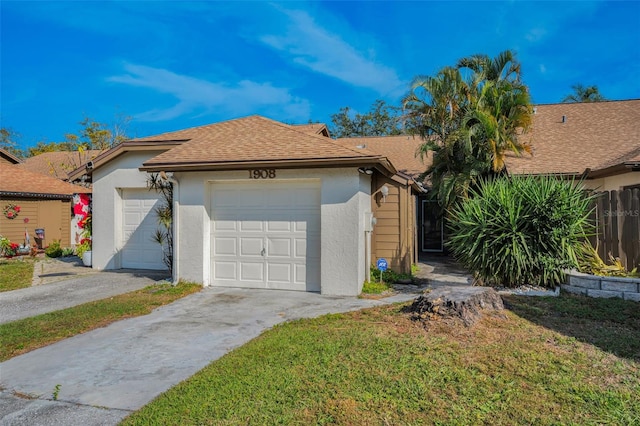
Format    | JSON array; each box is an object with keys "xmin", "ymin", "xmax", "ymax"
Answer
[
  {"xmin": 92, "ymin": 151, "xmax": 167, "ymax": 270},
  {"xmin": 173, "ymin": 168, "xmax": 371, "ymax": 296}
]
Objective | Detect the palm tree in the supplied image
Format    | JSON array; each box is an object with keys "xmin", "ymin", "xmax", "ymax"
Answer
[
  {"xmin": 404, "ymin": 50, "xmax": 533, "ymax": 210},
  {"xmin": 403, "ymin": 67, "xmax": 481, "ymax": 208},
  {"xmin": 562, "ymin": 84, "xmax": 607, "ymax": 103}
]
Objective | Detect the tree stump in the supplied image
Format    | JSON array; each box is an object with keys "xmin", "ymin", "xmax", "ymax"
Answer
[{"xmin": 407, "ymin": 286, "xmax": 504, "ymax": 327}]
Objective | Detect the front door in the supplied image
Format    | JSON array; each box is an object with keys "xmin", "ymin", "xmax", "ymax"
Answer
[{"xmin": 418, "ymin": 196, "xmax": 444, "ymax": 252}]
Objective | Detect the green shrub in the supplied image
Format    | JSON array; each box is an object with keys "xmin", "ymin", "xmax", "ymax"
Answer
[
  {"xmin": 447, "ymin": 175, "xmax": 594, "ymax": 288},
  {"xmin": 44, "ymin": 240, "xmax": 63, "ymax": 258},
  {"xmin": 61, "ymin": 247, "xmax": 75, "ymax": 257},
  {"xmin": 370, "ymin": 266, "xmax": 413, "ymax": 284}
]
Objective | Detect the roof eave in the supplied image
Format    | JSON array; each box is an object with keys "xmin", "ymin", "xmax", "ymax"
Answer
[
  {"xmin": 586, "ymin": 163, "xmax": 640, "ymax": 179},
  {"xmin": 0, "ymin": 191, "xmax": 79, "ymax": 199},
  {"xmin": 67, "ymin": 140, "xmax": 185, "ymax": 181},
  {"xmin": 140, "ymin": 156, "xmax": 397, "ymax": 175}
]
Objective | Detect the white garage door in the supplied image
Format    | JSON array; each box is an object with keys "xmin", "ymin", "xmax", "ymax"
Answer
[
  {"xmin": 121, "ymin": 188, "xmax": 167, "ymax": 270},
  {"xmin": 210, "ymin": 181, "xmax": 320, "ymax": 291}
]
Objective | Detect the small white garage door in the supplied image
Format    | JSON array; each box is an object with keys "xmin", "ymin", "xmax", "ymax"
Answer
[
  {"xmin": 210, "ymin": 181, "xmax": 320, "ymax": 291},
  {"xmin": 121, "ymin": 188, "xmax": 167, "ymax": 270}
]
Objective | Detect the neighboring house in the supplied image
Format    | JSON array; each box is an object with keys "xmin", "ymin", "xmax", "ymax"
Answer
[
  {"xmin": 337, "ymin": 99, "xmax": 640, "ymax": 259},
  {"xmin": 0, "ymin": 149, "xmax": 22, "ymax": 166},
  {"xmin": 0, "ymin": 154, "xmax": 91, "ymax": 248},
  {"xmin": 18, "ymin": 150, "xmax": 103, "ymax": 186},
  {"xmin": 506, "ymin": 99, "xmax": 640, "ymax": 190},
  {"xmin": 80, "ymin": 116, "xmax": 399, "ymax": 296}
]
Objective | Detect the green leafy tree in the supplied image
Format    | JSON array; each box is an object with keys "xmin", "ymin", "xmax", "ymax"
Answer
[
  {"xmin": 0, "ymin": 127, "xmax": 23, "ymax": 158},
  {"xmin": 26, "ymin": 114, "xmax": 131, "ymax": 157},
  {"xmin": 27, "ymin": 138, "xmax": 79, "ymax": 156},
  {"xmin": 329, "ymin": 99, "xmax": 402, "ymax": 138},
  {"xmin": 76, "ymin": 114, "xmax": 130, "ymax": 150},
  {"xmin": 562, "ymin": 84, "xmax": 607, "ymax": 103}
]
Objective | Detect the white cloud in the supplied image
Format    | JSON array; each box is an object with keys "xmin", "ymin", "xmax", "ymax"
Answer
[
  {"xmin": 539, "ymin": 64, "xmax": 547, "ymax": 74},
  {"xmin": 107, "ymin": 63, "xmax": 310, "ymax": 121},
  {"xmin": 260, "ymin": 8, "xmax": 404, "ymax": 96},
  {"xmin": 525, "ymin": 27, "xmax": 548, "ymax": 42}
]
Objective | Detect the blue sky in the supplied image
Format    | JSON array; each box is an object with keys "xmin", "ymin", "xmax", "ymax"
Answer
[{"xmin": 2, "ymin": 1, "xmax": 639, "ymax": 151}]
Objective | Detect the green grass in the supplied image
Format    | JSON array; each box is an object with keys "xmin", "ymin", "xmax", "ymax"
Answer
[
  {"xmin": 0, "ymin": 259, "xmax": 34, "ymax": 292},
  {"xmin": 503, "ymin": 291, "xmax": 640, "ymax": 360},
  {"xmin": 361, "ymin": 280, "xmax": 392, "ymax": 295},
  {"xmin": 123, "ymin": 293, "xmax": 640, "ymax": 425},
  {"xmin": 0, "ymin": 282, "xmax": 201, "ymax": 361}
]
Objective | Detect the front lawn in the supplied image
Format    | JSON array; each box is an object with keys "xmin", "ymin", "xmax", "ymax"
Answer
[
  {"xmin": 0, "ymin": 282, "xmax": 201, "ymax": 361},
  {"xmin": 0, "ymin": 259, "xmax": 34, "ymax": 292},
  {"xmin": 123, "ymin": 293, "xmax": 640, "ymax": 425}
]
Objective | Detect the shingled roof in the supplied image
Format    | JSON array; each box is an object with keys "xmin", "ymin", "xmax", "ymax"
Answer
[
  {"xmin": 0, "ymin": 163, "xmax": 91, "ymax": 198},
  {"xmin": 0, "ymin": 148, "xmax": 21, "ymax": 165},
  {"xmin": 505, "ymin": 99, "xmax": 640, "ymax": 175},
  {"xmin": 334, "ymin": 135, "xmax": 428, "ymax": 179},
  {"xmin": 140, "ymin": 115, "xmax": 394, "ymax": 173},
  {"xmin": 337, "ymin": 99, "xmax": 639, "ymax": 179},
  {"xmin": 18, "ymin": 150, "xmax": 104, "ymax": 181}
]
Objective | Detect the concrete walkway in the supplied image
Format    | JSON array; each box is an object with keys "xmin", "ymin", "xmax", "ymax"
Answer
[
  {"xmin": 1, "ymin": 267, "xmax": 169, "ymax": 325},
  {"xmin": 0, "ymin": 287, "xmax": 419, "ymax": 425}
]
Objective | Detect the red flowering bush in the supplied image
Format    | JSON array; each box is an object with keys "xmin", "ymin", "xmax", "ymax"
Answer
[{"xmin": 0, "ymin": 239, "xmax": 19, "ymax": 257}]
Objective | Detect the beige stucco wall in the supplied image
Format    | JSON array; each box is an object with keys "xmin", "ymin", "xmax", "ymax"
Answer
[{"xmin": 585, "ymin": 172, "xmax": 640, "ymax": 192}]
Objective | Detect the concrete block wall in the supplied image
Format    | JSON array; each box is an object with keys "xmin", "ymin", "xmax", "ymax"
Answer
[{"xmin": 562, "ymin": 272, "xmax": 640, "ymax": 302}]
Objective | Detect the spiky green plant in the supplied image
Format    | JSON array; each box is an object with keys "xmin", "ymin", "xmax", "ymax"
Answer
[
  {"xmin": 447, "ymin": 175, "xmax": 594, "ymax": 288},
  {"xmin": 147, "ymin": 173, "xmax": 173, "ymax": 274}
]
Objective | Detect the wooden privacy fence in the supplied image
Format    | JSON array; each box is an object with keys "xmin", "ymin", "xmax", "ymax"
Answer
[{"xmin": 588, "ymin": 188, "xmax": 640, "ymax": 271}]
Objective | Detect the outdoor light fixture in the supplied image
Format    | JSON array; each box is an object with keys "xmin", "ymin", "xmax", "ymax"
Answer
[{"xmin": 358, "ymin": 167, "xmax": 373, "ymax": 175}]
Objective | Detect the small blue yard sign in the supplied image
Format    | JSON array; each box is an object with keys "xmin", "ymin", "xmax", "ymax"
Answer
[
  {"xmin": 376, "ymin": 258, "xmax": 388, "ymax": 283},
  {"xmin": 377, "ymin": 258, "xmax": 388, "ymax": 272}
]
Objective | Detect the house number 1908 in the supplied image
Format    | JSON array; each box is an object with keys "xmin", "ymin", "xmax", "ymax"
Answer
[{"xmin": 248, "ymin": 169, "xmax": 276, "ymax": 179}]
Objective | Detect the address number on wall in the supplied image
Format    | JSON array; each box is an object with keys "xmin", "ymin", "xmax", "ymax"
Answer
[{"xmin": 248, "ymin": 169, "xmax": 276, "ymax": 179}]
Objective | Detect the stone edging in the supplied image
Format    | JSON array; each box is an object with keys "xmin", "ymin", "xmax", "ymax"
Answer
[{"xmin": 562, "ymin": 271, "xmax": 640, "ymax": 302}]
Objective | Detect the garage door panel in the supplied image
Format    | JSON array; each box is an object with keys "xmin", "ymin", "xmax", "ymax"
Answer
[
  {"xmin": 240, "ymin": 220, "xmax": 263, "ymax": 232},
  {"xmin": 240, "ymin": 262, "xmax": 264, "ymax": 281},
  {"xmin": 267, "ymin": 263, "xmax": 292, "ymax": 282},
  {"xmin": 295, "ymin": 264, "xmax": 308, "ymax": 284},
  {"xmin": 268, "ymin": 238, "xmax": 291, "ymax": 257},
  {"xmin": 121, "ymin": 189, "xmax": 166, "ymax": 270},
  {"xmin": 210, "ymin": 181, "xmax": 320, "ymax": 291},
  {"xmin": 214, "ymin": 220, "xmax": 237, "ymax": 231},
  {"xmin": 240, "ymin": 238, "xmax": 263, "ymax": 256},
  {"xmin": 214, "ymin": 262, "xmax": 236, "ymax": 280},
  {"xmin": 266, "ymin": 220, "xmax": 292, "ymax": 232},
  {"xmin": 213, "ymin": 237, "xmax": 236, "ymax": 255},
  {"xmin": 267, "ymin": 188, "xmax": 292, "ymax": 206}
]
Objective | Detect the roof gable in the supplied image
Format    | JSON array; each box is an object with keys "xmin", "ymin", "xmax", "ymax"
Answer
[{"xmin": 141, "ymin": 115, "xmax": 392, "ymax": 172}]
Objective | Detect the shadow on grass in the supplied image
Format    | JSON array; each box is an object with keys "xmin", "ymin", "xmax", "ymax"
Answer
[{"xmin": 502, "ymin": 291, "xmax": 640, "ymax": 362}]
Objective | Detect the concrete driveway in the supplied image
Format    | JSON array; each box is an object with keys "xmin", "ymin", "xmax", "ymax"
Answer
[{"xmin": 0, "ymin": 285, "xmax": 419, "ymax": 425}]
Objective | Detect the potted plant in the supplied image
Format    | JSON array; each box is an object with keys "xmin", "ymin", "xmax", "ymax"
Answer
[{"xmin": 76, "ymin": 214, "xmax": 92, "ymax": 266}]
